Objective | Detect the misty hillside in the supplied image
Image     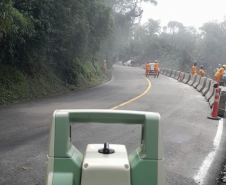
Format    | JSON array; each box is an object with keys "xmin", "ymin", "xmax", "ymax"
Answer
[{"xmin": 1, "ymin": 0, "xmax": 226, "ymax": 104}]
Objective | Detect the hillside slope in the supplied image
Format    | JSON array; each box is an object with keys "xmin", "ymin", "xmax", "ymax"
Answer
[{"xmin": 0, "ymin": 62, "xmax": 107, "ymax": 106}]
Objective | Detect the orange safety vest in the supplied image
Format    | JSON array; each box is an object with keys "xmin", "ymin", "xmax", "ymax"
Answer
[
  {"xmin": 199, "ymin": 69, "xmax": 205, "ymax": 77},
  {"xmin": 103, "ymin": 62, "xmax": 106, "ymax": 69},
  {"xmin": 146, "ymin": 63, "xmax": 151, "ymax": 70},
  {"xmin": 215, "ymin": 68, "xmax": 224, "ymax": 78},
  {"xmin": 154, "ymin": 63, "xmax": 159, "ymax": 70},
  {"xmin": 191, "ymin": 66, "xmax": 197, "ymax": 75}
]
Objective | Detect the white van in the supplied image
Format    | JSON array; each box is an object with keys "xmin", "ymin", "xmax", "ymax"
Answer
[
  {"xmin": 149, "ymin": 63, "xmax": 155, "ymax": 75},
  {"xmin": 124, "ymin": 60, "xmax": 134, "ymax": 66}
]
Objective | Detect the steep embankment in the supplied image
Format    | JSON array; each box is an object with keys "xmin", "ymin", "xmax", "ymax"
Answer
[{"xmin": 0, "ymin": 62, "xmax": 106, "ymax": 106}]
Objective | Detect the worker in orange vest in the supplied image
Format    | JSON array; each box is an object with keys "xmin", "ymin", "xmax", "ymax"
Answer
[
  {"xmin": 145, "ymin": 62, "xmax": 151, "ymax": 77},
  {"xmin": 214, "ymin": 65, "xmax": 226, "ymax": 83},
  {"xmin": 198, "ymin": 65, "xmax": 206, "ymax": 77},
  {"xmin": 154, "ymin": 60, "xmax": 159, "ymax": 78},
  {"xmin": 191, "ymin": 61, "xmax": 197, "ymax": 75}
]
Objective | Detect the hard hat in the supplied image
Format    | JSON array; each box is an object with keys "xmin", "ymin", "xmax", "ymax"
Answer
[
  {"xmin": 223, "ymin": 65, "xmax": 226, "ymax": 68},
  {"xmin": 155, "ymin": 60, "xmax": 158, "ymax": 63},
  {"xmin": 218, "ymin": 64, "xmax": 222, "ymax": 68},
  {"xmin": 194, "ymin": 61, "xmax": 197, "ymax": 66},
  {"xmin": 200, "ymin": 65, "xmax": 204, "ymax": 69}
]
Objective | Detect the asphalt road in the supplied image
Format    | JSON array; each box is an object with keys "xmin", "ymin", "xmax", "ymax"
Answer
[{"xmin": 0, "ymin": 65, "xmax": 225, "ymax": 185}]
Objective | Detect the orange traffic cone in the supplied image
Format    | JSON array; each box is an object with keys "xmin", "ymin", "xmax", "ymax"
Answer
[
  {"xmin": 179, "ymin": 71, "xmax": 182, "ymax": 82},
  {"xmin": 207, "ymin": 83, "xmax": 221, "ymax": 120}
]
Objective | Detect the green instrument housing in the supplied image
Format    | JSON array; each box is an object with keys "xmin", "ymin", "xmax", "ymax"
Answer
[{"xmin": 45, "ymin": 109, "xmax": 165, "ymax": 185}]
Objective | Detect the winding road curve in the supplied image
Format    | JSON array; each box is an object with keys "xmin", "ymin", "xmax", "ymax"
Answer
[{"xmin": 0, "ymin": 65, "xmax": 225, "ymax": 185}]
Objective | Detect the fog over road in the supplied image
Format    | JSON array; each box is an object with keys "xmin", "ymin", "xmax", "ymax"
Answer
[{"xmin": 0, "ymin": 65, "xmax": 225, "ymax": 185}]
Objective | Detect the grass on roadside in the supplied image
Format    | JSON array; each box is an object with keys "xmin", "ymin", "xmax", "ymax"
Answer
[{"xmin": 0, "ymin": 61, "xmax": 106, "ymax": 106}]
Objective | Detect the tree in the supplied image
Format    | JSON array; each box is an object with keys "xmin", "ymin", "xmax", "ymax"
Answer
[
  {"xmin": 167, "ymin": 21, "xmax": 184, "ymax": 35},
  {"xmin": 0, "ymin": 0, "xmax": 114, "ymax": 84},
  {"xmin": 194, "ymin": 21, "xmax": 226, "ymax": 77}
]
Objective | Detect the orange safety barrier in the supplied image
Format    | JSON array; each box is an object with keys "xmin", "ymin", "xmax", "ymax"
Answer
[{"xmin": 207, "ymin": 83, "xmax": 221, "ymax": 120}]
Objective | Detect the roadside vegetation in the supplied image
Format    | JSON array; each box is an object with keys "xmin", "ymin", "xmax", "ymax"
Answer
[
  {"xmin": 0, "ymin": 0, "xmax": 113, "ymax": 105},
  {"xmin": 1, "ymin": 0, "xmax": 225, "ymax": 105},
  {"xmin": 0, "ymin": 61, "xmax": 105, "ymax": 105},
  {"xmin": 0, "ymin": 0, "xmax": 158, "ymax": 105},
  {"xmin": 117, "ymin": 18, "xmax": 226, "ymax": 79}
]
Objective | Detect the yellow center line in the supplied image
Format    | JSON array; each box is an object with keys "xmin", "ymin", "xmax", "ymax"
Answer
[{"xmin": 110, "ymin": 76, "xmax": 151, "ymax": 110}]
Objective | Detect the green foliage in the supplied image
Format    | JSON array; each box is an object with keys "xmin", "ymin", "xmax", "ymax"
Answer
[
  {"xmin": 119, "ymin": 19, "xmax": 161, "ymax": 63},
  {"xmin": 0, "ymin": 60, "xmax": 105, "ymax": 105},
  {"xmin": 67, "ymin": 58, "xmax": 84, "ymax": 85},
  {"xmin": 194, "ymin": 20, "xmax": 226, "ymax": 77},
  {"xmin": 0, "ymin": 63, "xmax": 68, "ymax": 105},
  {"xmin": 99, "ymin": 0, "xmax": 160, "ymax": 64},
  {"xmin": 144, "ymin": 19, "xmax": 161, "ymax": 35},
  {"xmin": 67, "ymin": 58, "xmax": 104, "ymax": 86},
  {"xmin": 0, "ymin": 0, "xmax": 113, "ymax": 83},
  {"xmin": 110, "ymin": 0, "xmax": 157, "ymax": 15},
  {"xmin": 5, "ymin": 0, "xmax": 226, "ymax": 103},
  {"xmin": 0, "ymin": 0, "xmax": 37, "ymax": 70},
  {"xmin": 119, "ymin": 17, "xmax": 226, "ymax": 78}
]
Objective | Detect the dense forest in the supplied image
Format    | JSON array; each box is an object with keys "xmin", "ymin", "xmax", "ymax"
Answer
[
  {"xmin": 120, "ymin": 18, "xmax": 226, "ymax": 79},
  {"xmin": 0, "ymin": 0, "xmax": 226, "ymax": 104},
  {"xmin": 0, "ymin": 0, "xmax": 113, "ymax": 83}
]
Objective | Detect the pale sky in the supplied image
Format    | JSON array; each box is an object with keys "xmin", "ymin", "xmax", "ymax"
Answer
[{"xmin": 141, "ymin": 0, "xmax": 226, "ymax": 28}]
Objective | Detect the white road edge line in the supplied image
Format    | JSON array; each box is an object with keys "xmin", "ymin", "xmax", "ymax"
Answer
[{"xmin": 193, "ymin": 118, "xmax": 224, "ymax": 184}]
